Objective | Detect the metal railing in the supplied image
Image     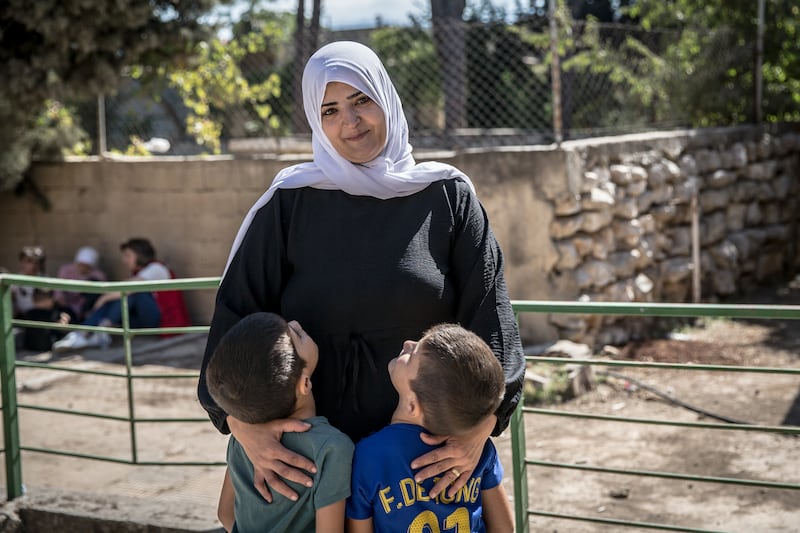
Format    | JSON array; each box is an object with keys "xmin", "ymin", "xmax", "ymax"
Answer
[
  {"xmin": 510, "ymin": 301, "xmax": 800, "ymax": 533},
  {"xmin": 1, "ymin": 274, "xmax": 799, "ymax": 532},
  {"xmin": 0, "ymin": 273, "xmax": 221, "ymax": 500}
]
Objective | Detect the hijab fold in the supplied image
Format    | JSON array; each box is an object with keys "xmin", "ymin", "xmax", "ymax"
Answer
[{"xmin": 222, "ymin": 41, "xmax": 475, "ymax": 277}]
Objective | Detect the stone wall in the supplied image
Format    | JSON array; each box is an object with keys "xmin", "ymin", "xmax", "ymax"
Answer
[
  {"xmin": 549, "ymin": 126, "xmax": 800, "ymax": 346},
  {"xmin": 1, "ymin": 125, "xmax": 798, "ymax": 345}
]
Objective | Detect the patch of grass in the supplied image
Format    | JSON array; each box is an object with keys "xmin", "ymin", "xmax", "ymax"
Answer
[{"xmin": 523, "ymin": 363, "xmax": 571, "ymax": 405}]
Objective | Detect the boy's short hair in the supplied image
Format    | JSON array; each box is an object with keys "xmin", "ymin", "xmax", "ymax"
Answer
[
  {"xmin": 411, "ymin": 324, "xmax": 505, "ymax": 436},
  {"xmin": 205, "ymin": 312, "xmax": 305, "ymax": 424},
  {"xmin": 119, "ymin": 238, "xmax": 156, "ymax": 267}
]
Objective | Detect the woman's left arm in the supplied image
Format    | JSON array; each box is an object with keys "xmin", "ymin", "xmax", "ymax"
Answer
[
  {"xmin": 449, "ymin": 181, "xmax": 525, "ymax": 435},
  {"xmin": 412, "ymin": 180, "xmax": 526, "ymax": 498},
  {"xmin": 411, "ymin": 414, "xmax": 496, "ymax": 499}
]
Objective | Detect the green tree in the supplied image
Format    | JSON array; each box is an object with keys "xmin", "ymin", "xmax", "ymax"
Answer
[
  {"xmin": 370, "ymin": 26, "xmax": 442, "ymax": 132},
  {"xmin": 166, "ymin": 26, "xmax": 286, "ymax": 153},
  {"xmin": 0, "ymin": 0, "xmax": 222, "ymax": 191},
  {"xmin": 622, "ymin": 0, "xmax": 799, "ymax": 126}
]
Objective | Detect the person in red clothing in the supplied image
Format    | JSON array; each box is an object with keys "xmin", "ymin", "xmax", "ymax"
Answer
[{"xmin": 53, "ymin": 238, "xmax": 190, "ymax": 351}]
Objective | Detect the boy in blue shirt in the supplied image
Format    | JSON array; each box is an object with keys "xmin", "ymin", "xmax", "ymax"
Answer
[
  {"xmin": 346, "ymin": 323, "xmax": 514, "ymax": 533},
  {"xmin": 206, "ymin": 312, "xmax": 353, "ymax": 533}
]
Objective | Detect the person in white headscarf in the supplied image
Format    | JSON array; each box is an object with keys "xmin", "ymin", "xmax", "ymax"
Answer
[{"xmin": 198, "ymin": 41, "xmax": 524, "ymax": 504}]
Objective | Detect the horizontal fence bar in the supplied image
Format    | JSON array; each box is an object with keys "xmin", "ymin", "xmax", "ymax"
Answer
[
  {"xmin": 523, "ymin": 407, "xmax": 800, "ymax": 435},
  {"xmin": 513, "ymin": 300, "xmax": 800, "ymax": 319},
  {"xmin": 525, "ymin": 459, "xmax": 800, "ymax": 491},
  {"xmin": 526, "ymin": 356, "xmax": 800, "ymax": 375},
  {"xmin": 527, "ymin": 509, "xmax": 727, "ymax": 533},
  {"xmin": 133, "ymin": 417, "xmax": 213, "ymax": 423},
  {"xmin": 12, "ymin": 318, "xmax": 208, "ymax": 337},
  {"xmin": 20, "ymin": 446, "xmax": 225, "ymax": 467},
  {"xmin": 0, "ymin": 274, "xmax": 220, "ymax": 294},
  {"xmin": 16, "ymin": 360, "xmax": 199, "ymax": 379},
  {"xmin": 19, "ymin": 403, "xmax": 132, "ymax": 422}
]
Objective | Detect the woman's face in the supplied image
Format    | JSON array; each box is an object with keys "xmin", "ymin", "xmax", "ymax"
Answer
[{"xmin": 320, "ymin": 81, "xmax": 387, "ymax": 164}]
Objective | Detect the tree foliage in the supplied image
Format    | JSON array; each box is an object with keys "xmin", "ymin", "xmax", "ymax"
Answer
[
  {"xmin": 0, "ymin": 0, "xmax": 222, "ymax": 191},
  {"xmin": 166, "ymin": 25, "xmax": 286, "ymax": 153}
]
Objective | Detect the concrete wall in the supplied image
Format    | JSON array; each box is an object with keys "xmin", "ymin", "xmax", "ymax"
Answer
[
  {"xmin": 0, "ymin": 151, "xmax": 562, "ymax": 340},
  {"xmin": 2, "ymin": 125, "xmax": 798, "ymax": 345}
]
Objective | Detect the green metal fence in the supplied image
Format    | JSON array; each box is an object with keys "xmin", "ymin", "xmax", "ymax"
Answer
[
  {"xmin": 0, "ymin": 274, "xmax": 221, "ymax": 501},
  {"xmin": 1, "ymin": 274, "xmax": 798, "ymax": 531},
  {"xmin": 510, "ymin": 301, "xmax": 800, "ymax": 533}
]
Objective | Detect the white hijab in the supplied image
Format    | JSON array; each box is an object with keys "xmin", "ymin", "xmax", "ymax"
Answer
[{"xmin": 222, "ymin": 41, "xmax": 475, "ymax": 277}]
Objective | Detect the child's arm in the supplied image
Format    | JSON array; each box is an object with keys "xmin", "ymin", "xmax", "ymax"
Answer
[
  {"xmin": 482, "ymin": 483, "xmax": 514, "ymax": 533},
  {"xmin": 217, "ymin": 467, "xmax": 235, "ymax": 532},
  {"xmin": 346, "ymin": 517, "xmax": 374, "ymax": 533},
  {"xmin": 315, "ymin": 500, "xmax": 346, "ymax": 533}
]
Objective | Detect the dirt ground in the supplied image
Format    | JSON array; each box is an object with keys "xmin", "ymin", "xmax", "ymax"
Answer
[{"xmin": 2, "ymin": 284, "xmax": 799, "ymax": 532}]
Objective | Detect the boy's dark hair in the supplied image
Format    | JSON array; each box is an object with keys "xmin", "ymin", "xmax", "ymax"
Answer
[
  {"xmin": 205, "ymin": 312, "xmax": 305, "ymax": 424},
  {"xmin": 119, "ymin": 238, "xmax": 156, "ymax": 267},
  {"xmin": 411, "ymin": 324, "xmax": 504, "ymax": 436}
]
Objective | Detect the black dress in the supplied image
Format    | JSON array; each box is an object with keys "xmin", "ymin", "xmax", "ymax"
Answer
[{"xmin": 198, "ymin": 178, "xmax": 525, "ymax": 443}]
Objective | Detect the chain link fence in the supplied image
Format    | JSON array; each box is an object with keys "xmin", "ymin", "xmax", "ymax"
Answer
[{"xmin": 85, "ymin": 14, "xmax": 763, "ymax": 156}]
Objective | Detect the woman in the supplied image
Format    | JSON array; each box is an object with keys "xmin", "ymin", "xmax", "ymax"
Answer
[{"xmin": 198, "ymin": 41, "xmax": 525, "ymax": 503}]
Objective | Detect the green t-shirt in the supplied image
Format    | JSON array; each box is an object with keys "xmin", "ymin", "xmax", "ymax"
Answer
[{"xmin": 229, "ymin": 416, "xmax": 354, "ymax": 533}]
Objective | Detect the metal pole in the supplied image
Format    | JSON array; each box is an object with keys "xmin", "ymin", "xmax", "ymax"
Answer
[
  {"xmin": 754, "ymin": 0, "xmax": 765, "ymax": 124},
  {"xmin": 510, "ymin": 314, "xmax": 530, "ymax": 533},
  {"xmin": 97, "ymin": 94, "xmax": 107, "ymax": 155},
  {"xmin": 0, "ymin": 279, "xmax": 24, "ymax": 500},
  {"xmin": 549, "ymin": 0, "xmax": 563, "ymax": 144},
  {"xmin": 691, "ymin": 189, "xmax": 701, "ymax": 303}
]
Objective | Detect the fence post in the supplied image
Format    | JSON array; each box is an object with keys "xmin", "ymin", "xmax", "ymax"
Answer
[
  {"xmin": 510, "ymin": 400, "xmax": 529, "ymax": 533},
  {"xmin": 549, "ymin": 0, "xmax": 563, "ymax": 144},
  {"xmin": 510, "ymin": 312, "xmax": 529, "ymax": 533},
  {"xmin": 754, "ymin": 0, "xmax": 765, "ymax": 125},
  {"xmin": 0, "ymin": 278, "xmax": 24, "ymax": 500},
  {"xmin": 97, "ymin": 94, "xmax": 107, "ymax": 156}
]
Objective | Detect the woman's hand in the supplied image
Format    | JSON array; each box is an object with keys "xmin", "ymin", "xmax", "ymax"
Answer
[
  {"xmin": 411, "ymin": 414, "xmax": 496, "ymax": 499},
  {"xmin": 227, "ymin": 415, "xmax": 316, "ymax": 502}
]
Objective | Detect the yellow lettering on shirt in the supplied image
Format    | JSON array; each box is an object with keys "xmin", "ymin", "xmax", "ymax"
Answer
[
  {"xmin": 399, "ymin": 477, "xmax": 416, "ymax": 507},
  {"xmin": 379, "ymin": 486, "xmax": 395, "ymax": 514},
  {"xmin": 379, "ymin": 475, "xmax": 482, "ymax": 514}
]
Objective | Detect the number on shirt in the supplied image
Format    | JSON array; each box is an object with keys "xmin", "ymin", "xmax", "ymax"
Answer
[{"xmin": 407, "ymin": 507, "xmax": 470, "ymax": 533}]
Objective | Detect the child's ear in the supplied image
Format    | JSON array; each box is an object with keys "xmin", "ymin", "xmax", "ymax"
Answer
[
  {"xmin": 297, "ymin": 374, "xmax": 312, "ymax": 397},
  {"xmin": 406, "ymin": 392, "xmax": 421, "ymax": 418}
]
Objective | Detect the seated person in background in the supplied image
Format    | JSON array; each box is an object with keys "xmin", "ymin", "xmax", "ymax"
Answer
[
  {"xmin": 54, "ymin": 246, "xmax": 108, "ymax": 321},
  {"xmin": 53, "ymin": 238, "xmax": 189, "ymax": 351},
  {"xmin": 11, "ymin": 245, "xmax": 47, "ymax": 318},
  {"xmin": 207, "ymin": 312, "xmax": 353, "ymax": 533},
  {"xmin": 20, "ymin": 289, "xmax": 76, "ymax": 352},
  {"xmin": 346, "ymin": 324, "xmax": 514, "ymax": 533}
]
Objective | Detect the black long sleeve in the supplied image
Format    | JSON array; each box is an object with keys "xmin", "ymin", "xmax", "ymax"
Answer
[{"xmin": 198, "ymin": 179, "xmax": 525, "ymax": 441}]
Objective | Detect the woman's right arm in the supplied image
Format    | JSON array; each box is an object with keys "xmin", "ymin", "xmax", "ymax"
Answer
[
  {"xmin": 198, "ymin": 196, "xmax": 290, "ymax": 432},
  {"xmin": 198, "ymin": 194, "xmax": 316, "ymax": 500}
]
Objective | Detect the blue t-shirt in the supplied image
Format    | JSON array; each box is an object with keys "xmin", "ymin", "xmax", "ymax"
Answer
[{"xmin": 346, "ymin": 423, "xmax": 503, "ymax": 533}]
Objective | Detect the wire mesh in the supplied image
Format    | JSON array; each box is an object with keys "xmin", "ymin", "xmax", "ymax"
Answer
[{"xmin": 83, "ymin": 12, "xmax": 767, "ymax": 156}]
